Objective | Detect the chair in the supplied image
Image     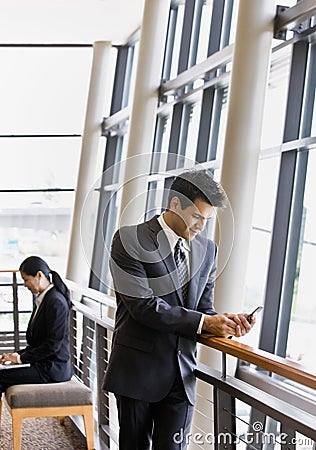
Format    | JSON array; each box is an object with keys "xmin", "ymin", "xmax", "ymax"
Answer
[{"xmin": 0, "ymin": 376, "xmax": 94, "ymax": 450}]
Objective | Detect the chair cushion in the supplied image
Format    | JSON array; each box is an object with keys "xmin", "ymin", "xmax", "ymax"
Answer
[{"xmin": 5, "ymin": 376, "xmax": 93, "ymax": 409}]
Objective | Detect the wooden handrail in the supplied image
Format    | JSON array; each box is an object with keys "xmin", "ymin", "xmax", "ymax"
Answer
[
  {"xmin": 198, "ymin": 334, "xmax": 316, "ymax": 391},
  {"xmin": 1, "ymin": 269, "xmax": 314, "ymax": 392},
  {"xmin": 0, "ymin": 270, "xmax": 18, "ymax": 273}
]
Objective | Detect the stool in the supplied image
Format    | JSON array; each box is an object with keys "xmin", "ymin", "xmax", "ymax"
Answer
[{"xmin": 0, "ymin": 376, "xmax": 94, "ymax": 450}]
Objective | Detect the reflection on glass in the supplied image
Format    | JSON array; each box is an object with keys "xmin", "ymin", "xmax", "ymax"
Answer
[
  {"xmin": 0, "ymin": 274, "xmax": 33, "ymax": 349},
  {"xmin": 185, "ymin": 98, "xmax": 203, "ymax": 165},
  {"xmin": 0, "ymin": 138, "xmax": 81, "ymax": 190},
  {"xmin": 286, "ymin": 150, "xmax": 316, "ymax": 370},
  {"xmin": 196, "ymin": 1, "xmax": 213, "ymax": 65},
  {"xmin": 127, "ymin": 42, "xmax": 139, "ymax": 108},
  {"xmin": 228, "ymin": 0, "xmax": 240, "ymax": 44},
  {"xmin": 261, "ymin": 46, "xmax": 291, "ymax": 149},
  {"xmin": 169, "ymin": 4, "xmax": 185, "ymax": 80},
  {"xmin": 243, "ymin": 156, "xmax": 280, "ymax": 346},
  {"xmin": 0, "ymin": 313, "xmax": 14, "ymax": 332},
  {"xmin": 0, "ymin": 192, "xmax": 75, "ymax": 274},
  {"xmin": 0, "ymin": 47, "xmax": 92, "ymax": 135}
]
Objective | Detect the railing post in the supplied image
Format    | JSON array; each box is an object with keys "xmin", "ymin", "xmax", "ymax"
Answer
[
  {"xmin": 81, "ymin": 317, "xmax": 95, "ymax": 387},
  {"xmin": 70, "ymin": 309, "xmax": 79, "ymax": 376},
  {"xmin": 221, "ymin": 351, "xmax": 227, "ymax": 379},
  {"xmin": 246, "ymin": 410, "xmax": 266, "ymax": 450},
  {"xmin": 280, "ymin": 424, "xmax": 295, "ymax": 450},
  {"xmin": 214, "ymin": 387, "xmax": 236, "ymax": 450},
  {"xmin": 96, "ymin": 323, "xmax": 110, "ymax": 448}
]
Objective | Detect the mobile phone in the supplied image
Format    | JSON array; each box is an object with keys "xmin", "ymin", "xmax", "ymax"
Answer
[{"xmin": 247, "ymin": 306, "xmax": 264, "ymax": 323}]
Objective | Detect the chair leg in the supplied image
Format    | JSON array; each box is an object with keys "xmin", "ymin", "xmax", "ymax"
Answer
[
  {"xmin": 82, "ymin": 405, "xmax": 94, "ymax": 450},
  {"xmin": 0, "ymin": 396, "xmax": 2, "ymax": 427},
  {"xmin": 58, "ymin": 416, "xmax": 65, "ymax": 425},
  {"xmin": 11, "ymin": 409, "xmax": 23, "ymax": 450}
]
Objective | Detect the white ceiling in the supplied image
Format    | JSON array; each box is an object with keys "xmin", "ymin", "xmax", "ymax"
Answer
[{"xmin": 0, "ymin": 0, "xmax": 145, "ymax": 45}]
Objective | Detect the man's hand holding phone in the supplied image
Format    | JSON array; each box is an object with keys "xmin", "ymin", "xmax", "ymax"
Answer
[
  {"xmin": 226, "ymin": 313, "xmax": 252, "ymax": 337},
  {"xmin": 225, "ymin": 306, "xmax": 264, "ymax": 338},
  {"xmin": 202, "ymin": 306, "xmax": 264, "ymax": 338},
  {"xmin": 246, "ymin": 305, "xmax": 264, "ymax": 324}
]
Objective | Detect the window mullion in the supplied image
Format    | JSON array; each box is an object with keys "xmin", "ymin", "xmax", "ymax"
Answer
[{"xmin": 259, "ymin": 40, "xmax": 309, "ymax": 354}]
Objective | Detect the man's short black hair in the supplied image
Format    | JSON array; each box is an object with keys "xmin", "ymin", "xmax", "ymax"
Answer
[{"xmin": 167, "ymin": 169, "xmax": 227, "ymax": 209}]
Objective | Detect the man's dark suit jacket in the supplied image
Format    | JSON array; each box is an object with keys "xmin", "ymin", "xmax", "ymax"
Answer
[
  {"xmin": 18, "ymin": 286, "xmax": 73, "ymax": 383},
  {"xmin": 103, "ymin": 216, "xmax": 217, "ymax": 405}
]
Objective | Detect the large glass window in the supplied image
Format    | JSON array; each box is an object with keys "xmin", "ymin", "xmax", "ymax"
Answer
[
  {"xmin": 243, "ymin": 156, "xmax": 280, "ymax": 346},
  {"xmin": 166, "ymin": 4, "xmax": 185, "ymax": 80},
  {"xmin": 195, "ymin": 0, "xmax": 213, "ymax": 64},
  {"xmin": 261, "ymin": 46, "xmax": 292, "ymax": 149},
  {"xmin": 0, "ymin": 137, "xmax": 81, "ymax": 190},
  {"xmin": 0, "ymin": 47, "xmax": 92, "ymax": 134},
  {"xmin": 0, "ymin": 191, "xmax": 75, "ymax": 273},
  {"xmin": 286, "ymin": 148, "xmax": 316, "ymax": 370},
  {"xmin": 90, "ymin": 1, "xmax": 316, "ymax": 379},
  {"xmin": 0, "ymin": 271, "xmax": 33, "ymax": 353},
  {"xmin": 0, "ymin": 47, "xmax": 93, "ymax": 275},
  {"xmin": 90, "ymin": 38, "xmax": 139, "ymax": 291}
]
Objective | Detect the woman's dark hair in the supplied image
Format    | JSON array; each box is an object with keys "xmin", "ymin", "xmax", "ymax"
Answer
[
  {"xmin": 167, "ymin": 169, "xmax": 227, "ymax": 210},
  {"xmin": 19, "ymin": 256, "xmax": 71, "ymax": 307}
]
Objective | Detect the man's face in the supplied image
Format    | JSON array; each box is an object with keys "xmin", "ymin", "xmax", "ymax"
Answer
[{"xmin": 170, "ymin": 197, "xmax": 214, "ymax": 241}]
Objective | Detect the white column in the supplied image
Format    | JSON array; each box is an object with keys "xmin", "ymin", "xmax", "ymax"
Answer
[
  {"xmin": 66, "ymin": 41, "xmax": 112, "ymax": 285},
  {"xmin": 118, "ymin": 0, "xmax": 170, "ymax": 227},
  {"xmin": 215, "ymin": 0, "xmax": 275, "ymax": 317},
  {"xmin": 196, "ymin": 1, "xmax": 275, "ymax": 382},
  {"xmin": 192, "ymin": 4, "xmax": 275, "ymax": 446}
]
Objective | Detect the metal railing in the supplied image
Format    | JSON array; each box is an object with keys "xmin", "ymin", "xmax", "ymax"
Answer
[
  {"xmin": 0, "ymin": 274, "xmax": 315, "ymax": 449},
  {"xmin": 0, "ymin": 270, "xmax": 29, "ymax": 352},
  {"xmin": 65, "ymin": 280, "xmax": 316, "ymax": 449}
]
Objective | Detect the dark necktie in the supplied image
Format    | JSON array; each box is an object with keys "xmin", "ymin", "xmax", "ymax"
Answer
[{"xmin": 174, "ymin": 238, "xmax": 189, "ymax": 306}]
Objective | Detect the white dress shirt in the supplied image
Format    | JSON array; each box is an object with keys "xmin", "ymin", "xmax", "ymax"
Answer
[{"xmin": 32, "ymin": 283, "xmax": 54, "ymax": 321}]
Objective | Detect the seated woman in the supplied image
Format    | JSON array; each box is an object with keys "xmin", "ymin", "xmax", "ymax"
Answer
[{"xmin": 0, "ymin": 256, "xmax": 73, "ymax": 393}]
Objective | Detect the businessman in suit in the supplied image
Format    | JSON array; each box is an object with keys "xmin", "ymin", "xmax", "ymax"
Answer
[{"xmin": 103, "ymin": 169, "xmax": 253, "ymax": 449}]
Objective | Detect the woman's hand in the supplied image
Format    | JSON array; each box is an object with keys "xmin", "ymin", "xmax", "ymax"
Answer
[{"xmin": 0, "ymin": 352, "xmax": 19, "ymax": 365}]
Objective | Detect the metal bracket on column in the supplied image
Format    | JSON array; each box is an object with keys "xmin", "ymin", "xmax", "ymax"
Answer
[
  {"xmin": 101, "ymin": 117, "xmax": 109, "ymax": 136},
  {"xmin": 274, "ymin": 5, "xmax": 290, "ymax": 40},
  {"xmin": 274, "ymin": 2, "xmax": 315, "ymax": 41}
]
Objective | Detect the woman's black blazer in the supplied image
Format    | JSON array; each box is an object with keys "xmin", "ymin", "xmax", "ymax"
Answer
[{"xmin": 18, "ymin": 286, "xmax": 73, "ymax": 382}]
